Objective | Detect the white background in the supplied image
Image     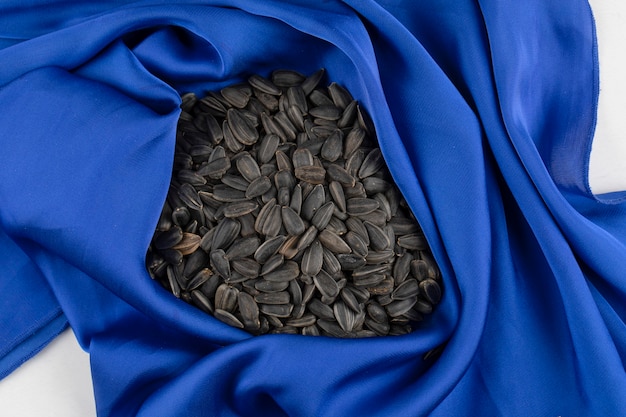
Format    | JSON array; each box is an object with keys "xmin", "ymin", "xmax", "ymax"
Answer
[{"xmin": 0, "ymin": 1, "xmax": 624, "ymax": 415}]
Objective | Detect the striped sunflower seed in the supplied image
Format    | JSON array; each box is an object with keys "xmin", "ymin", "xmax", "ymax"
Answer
[
  {"xmin": 311, "ymin": 201, "xmax": 335, "ymax": 230},
  {"xmin": 238, "ymin": 291, "xmax": 260, "ymax": 330},
  {"xmin": 210, "ymin": 249, "xmax": 231, "ymax": 279},
  {"xmin": 171, "ymin": 233, "xmax": 201, "ymax": 256},
  {"xmin": 301, "ymin": 240, "xmax": 323, "ymax": 276},
  {"xmin": 223, "ymin": 201, "xmax": 258, "ymax": 218},
  {"xmin": 318, "ymin": 229, "xmax": 352, "ymax": 254},
  {"xmin": 235, "ymin": 152, "xmax": 261, "ymax": 182},
  {"xmin": 281, "ymin": 206, "xmax": 306, "ymax": 236},
  {"xmin": 214, "ymin": 309, "xmax": 244, "ymax": 329},
  {"xmin": 294, "ymin": 165, "xmax": 326, "ymax": 185}
]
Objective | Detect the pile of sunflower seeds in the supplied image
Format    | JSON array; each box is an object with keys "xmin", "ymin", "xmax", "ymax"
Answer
[{"xmin": 146, "ymin": 69, "xmax": 443, "ymax": 337}]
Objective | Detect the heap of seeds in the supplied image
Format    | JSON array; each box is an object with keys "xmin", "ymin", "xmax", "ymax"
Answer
[{"xmin": 146, "ymin": 69, "xmax": 442, "ymax": 337}]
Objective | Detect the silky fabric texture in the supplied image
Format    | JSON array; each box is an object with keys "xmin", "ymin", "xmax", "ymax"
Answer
[{"xmin": 1, "ymin": 0, "xmax": 625, "ymax": 415}]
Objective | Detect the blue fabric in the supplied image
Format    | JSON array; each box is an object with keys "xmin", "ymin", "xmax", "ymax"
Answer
[{"xmin": 0, "ymin": 0, "xmax": 624, "ymax": 415}]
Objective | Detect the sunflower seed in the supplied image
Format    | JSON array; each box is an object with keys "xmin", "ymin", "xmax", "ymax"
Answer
[
  {"xmin": 292, "ymin": 148, "xmax": 314, "ymax": 169},
  {"xmin": 301, "ymin": 240, "xmax": 323, "ymax": 276},
  {"xmin": 214, "ymin": 309, "xmax": 244, "ymax": 328},
  {"xmin": 231, "ymin": 258, "xmax": 261, "ymax": 278},
  {"xmin": 274, "ymin": 169, "xmax": 296, "ymax": 189},
  {"xmin": 286, "ymin": 86, "xmax": 308, "ymax": 114},
  {"xmin": 223, "ymin": 201, "xmax": 258, "ymax": 218},
  {"xmin": 366, "ymin": 302, "xmax": 388, "ymax": 323},
  {"xmin": 310, "ymin": 202, "xmax": 334, "ymax": 230},
  {"xmin": 183, "ymin": 249, "xmax": 209, "ymax": 278},
  {"xmin": 171, "ymin": 233, "xmax": 201, "ymax": 256},
  {"xmin": 309, "ymin": 105, "xmax": 341, "ymax": 120},
  {"xmin": 397, "ymin": 234, "xmax": 428, "ymax": 250},
  {"xmin": 191, "ymin": 290, "xmax": 214, "ymax": 314},
  {"xmin": 254, "ymin": 198, "xmax": 276, "ymax": 234},
  {"xmin": 295, "ymin": 225, "xmax": 317, "ymax": 252},
  {"xmin": 214, "ymin": 284, "xmax": 238, "ymax": 312},
  {"xmin": 237, "ymin": 291, "xmax": 260, "ymax": 330},
  {"xmin": 287, "ymin": 279, "xmax": 303, "ymax": 306},
  {"xmin": 255, "ymin": 291, "xmax": 290, "ymax": 305},
  {"xmin": 222, "ymin": 120, "xmax": 244, "ymax": 153},
  {"xmin": 289, "ymin": 184, "xmax": 303, "ymax": 214},
  {"xmin": 294, "ymin": 165, "xmax": 326, "ymax": 185},
  {"xmin": 364, "ymin": 221, "xmax": 390, "ymax": 251},
  {"xmin": 154, "ymin": 226, "xmax": 184, "ymax": 250},
  {"xmin": 328, "ymin": 82, "xmax": 353, "ymax": 109},
  {"xmin": 414, "ymin": 298, "xmax": 433, "ymax": 315},
  {"xmin": 178, "ymin": 169, "xmax": 206, "ymax": 186},
  {"xmin": 210, "ymin": 249, "xmax": 231, "ymax": 278},
  {"xmin": 279, "ymin": 235, "xmax": 300, "ymax": 259},
  {"xmin": 352, "ymin": 271, "xmax": 385, "ymax": 288},
  {"xmin": 393, "ymin": 252, "xmax": 413, "ymax": 284},
  {"xmin": 317, "ymin": 319, "xmax": 347, "ymax": 337},
  {"xmin": 336, "ymin": 253, "xmax": 366, "ymax": 270},
  {"xmin": 259, "ymin": 303, "xmax": 294, "ymax": 318},
  {"xmin": 301, "ymin": 68, "xmax": 325, "ymax": 95},
  {"xmin": 389, "ymin": 217, "xmax": 421, "ymax": 235},
  {"xmin": 255, "ymin": 253, "xmax": 283, "ymax": 276},
  {"xmin": 319, "ymin": 246, "xmax": 341, "ymax": 276},
  {"xmin": 212, "ymin": 185, "xmax": 246, "ymax": 203},
  {"xmin": 286, "ymin": 314, "xmax": 317, "ymax": 328},
  {"xmin": 391, "ymin": 278, "xmax": 420, "ymax": 300},
  {"xmin": 332, "ymin": 300, "xmax": 356, "ymax": 332},
  {"xmin": 313, "ymin": 270, "xmax": 340, "ymax": 299},
  {"xmin": 187, "ymin": 268, "xmax": 212, "ymax": 291},
  {"xmin": 358, "ymin": 148, "xmax": 385, "ymax": 179},
  {"xmin": 365, "ymin": 317, "xmax": 390, "ymax": 336},
  {"xmin": 177, "ymin": 184, "xmax": 202, "ymax": 212},
  {"xmin": 263, "ymin": 260, "xmax": 299, "ymax": 282},
  {"xmin": 257, "ymin": 133, "xmax": 280, "ymax": 164},
  {"xmin": 261, "ymin": 205, "xmax": 282, "ymax": 237},
  {"xmin": 211, "ymin": 218, "xmax": 241, "ymax": 250},
  {"xmin": 272, "ymin": 69, "xmax": 305, "ymax": 87},
  {"xmin": 254, "ymin": 90, "xmax": 278, "ymax": 112},
  {"xmin": 308, "ymin": 298, "xmax": 335, "ymax": 320},
  {"xmin": 320, "ymin": 129, "xmax": 343, "ymax": 162},
  {"xmin": 337, "ymin": 100, "xmax": 358, "ymax": 129},
  {"xmin": 339, "ymin": 287, "xmax": 362, "ymax": 314},
  {"xmin": 301, "ymin": 184, "xmax": 325, "ymax": 220},
  {"xmin": 236, "ymin": 152, "xmax": 261, "ymax": 182},
  {"xmin": 274, "ymin": 111, "xmax": 298, "ymax": 141},
  {"xmin": 344, "ymin": 231, "xmax": 368, "ymax": 257},
  {"xmin": 281, "ymin": 206, "xmax": 306, "ymax": 236},
  {"xmin": 346, "ymin": 198, "xmax": 379, "ymax": 216},
  {"xmin": 287, "ymin": 105, "xmax": 305, "ymax": 132},
  {"xmin": 317, "ymin": 229, "xmax": 351, "ymax": 254},
  {"xmin": 386, "ymin": 297, "xmax": 417, "ymax": 317},
  {"xmin": 219, "ymin": 174, "xmax": 249, "ymax": 192},
  {"xmin": 166, "ymin": 265, "xmax": 182, "ymax": 298},
  {"xmin": 400, "ymin": 307, "xmax": 423, "ymax": 323},
  {"xmin": 245, "ymin": 176, "xmax": 271, "ymax": 199},
  {"xmin": 248, "ymin": 74, "xmax": 281, "ymax": 95},
  {"xmin": 325, "ymin": 182, "xmax": 346, "ymax": 213},
  {"xmin": 326, "ymin": 164, "xmax": 355, "ymax": 187},
  {"xmin": 221, "ymin": 86, "xmax": 250, "ymax": 109},
  {"xmin": 255, "ymin": 279, "xmax": 290, "ymax": 293},
  {"xmin": 419, "ymin": 279, "xmax": 442, "ymax": 304}
]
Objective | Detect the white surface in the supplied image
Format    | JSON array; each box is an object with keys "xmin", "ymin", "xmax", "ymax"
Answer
[
  {"xmin": 0, "ymin": 329, "xmax": 96, "ymax": 417},
  {"xmin": 588, "ymin": 0, "xmax": 626, "ymax": 195},
  {"xmin": 1, "ymin": 2, "xmax": 625, "ymax": 416}
]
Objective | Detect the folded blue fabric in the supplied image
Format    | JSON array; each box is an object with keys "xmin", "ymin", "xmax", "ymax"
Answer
[{"xmin": 1, "ymin": 0, "xmax": 625, "ymax": 415}]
